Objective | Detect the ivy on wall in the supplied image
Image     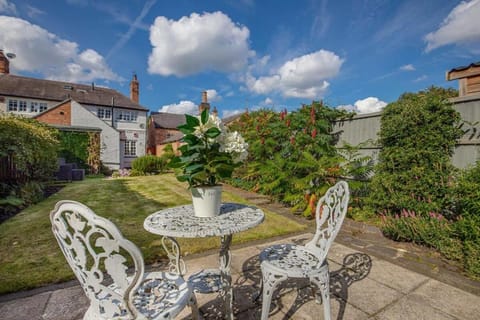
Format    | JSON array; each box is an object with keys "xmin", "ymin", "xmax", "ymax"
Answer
[
  {"xmin": 87, "ymin": 132, "xmax": 101, "ymax": 174},
  {"xmin": 58, "ymin": 130, "xmax": 101, "ymax": 174},
  {"xmin": 58, "ymin": 131, "xmax": 89, "ymax": 168}
]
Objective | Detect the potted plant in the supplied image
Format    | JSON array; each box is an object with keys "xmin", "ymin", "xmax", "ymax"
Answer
[{"xmin": 169, "ymin": 109, "xmax": 248, "ymax": 217}]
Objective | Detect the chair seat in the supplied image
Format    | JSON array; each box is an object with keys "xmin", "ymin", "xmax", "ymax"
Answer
[
  {"xmin": 260, "ymin": 244, "xmax": 328, "ymax": 278},
  {"xmin": 132, "ymin": 272, "xmax": 192, "ymax": 319}
]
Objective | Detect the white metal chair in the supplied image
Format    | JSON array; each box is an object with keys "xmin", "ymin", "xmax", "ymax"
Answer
[
  {"xmin": 259, "ymin": 181, "xmax": 349, "ymax": 320},
  {"xmin": 50, "ymin": 200, "xmax": 199, "ymax": 320}
]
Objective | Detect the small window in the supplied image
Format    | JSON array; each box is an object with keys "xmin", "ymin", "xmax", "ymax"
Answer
[
  {"xmin": 8, "ymin": 99, "xmax": 18, "ymax": 111},
  {"xmin": 19, "ymin": 100, "xmax": 27, "ymax": 112},
  {"xmin": 30, "ymin": 102, "xmax": 39, "ymax": 113},
  {"xmin": 39, "ymin": 103, "xmax": 48, "ymax": 112},
  {"xmin": 98, "ymin": 108, "xmax": 112, "ymax": 120},
  {"xmin": 117, "ymin": 111, "xmax": 137, "ymax": 122},
  {"xmin": 125, "ymin": 140, "xmax": 137, "ymax": 156}
]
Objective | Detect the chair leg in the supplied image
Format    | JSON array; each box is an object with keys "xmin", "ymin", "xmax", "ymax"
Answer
[
  {"xmin": 310, "ymin": 270, "xmax": 331, "ymax": 320},
  {"xmin": 260, "ymin": 265, "xmax": 287, "ymax": 320},
  {"xmin": 188, "ymin": 294, "xmax": 201, "ymax": 320},
  {"xmin": 253, "ymin": 278, "xmax": 263, "ymax": 302}
]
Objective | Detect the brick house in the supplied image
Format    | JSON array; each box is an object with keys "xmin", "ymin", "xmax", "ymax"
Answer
[
  {"xmin": 147, "ymin": 91, "xmax": 218, "ymax": 156},
  {"xmin": 0, "ymin": 50, "xmax": 148, "ymax": 169}
]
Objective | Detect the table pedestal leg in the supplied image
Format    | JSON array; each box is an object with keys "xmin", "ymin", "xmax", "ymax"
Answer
[
  {"xmin": 161, "ymin": 236, "xmax": 186, "ymax": 276},
  {"xmin": 219, "ymin": 235, "xmax": 233, "ymax": 319}
]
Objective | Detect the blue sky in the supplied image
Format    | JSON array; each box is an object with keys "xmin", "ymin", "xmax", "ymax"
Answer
[{"xmin": 1, "ymin": 0, "xmax": 480, "ymax": 117}]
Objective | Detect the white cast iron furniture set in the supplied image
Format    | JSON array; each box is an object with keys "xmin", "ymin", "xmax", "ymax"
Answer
[{"xmin": 259, "ymin": 181, "xmax": 350, "ymax": 320}]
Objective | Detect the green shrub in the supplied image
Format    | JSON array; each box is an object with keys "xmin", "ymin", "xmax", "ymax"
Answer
[
  {"xmin": 229, "ymin": 102, "xmax": 365, "ymax": 216},
  {"xmin": 381, "ymin": 211, "xmax": 480, "ymax": 280},
  {"xmin": 368, "ymin": 87, "xmax": 462, "ymax": 217},
  {"xmin": 454, "ymin": 161, "xmax": 480, "ymax": 217},
  {"xmin": 19, "ymin": 181, "xmax": 44, "ymax": 206},
  {"xmin": 131, "ymin": 155, "xmax": 167, "ymax": 175},
  {"xmin": 0, "ymin": 114, "xmax": 59, "ymax": 215},
  {"xmin": 0, "ymin": 114, "xmax": 59, "ymax": 181}
]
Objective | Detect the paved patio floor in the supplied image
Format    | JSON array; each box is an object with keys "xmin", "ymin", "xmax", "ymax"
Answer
[
  {"xmin": 1, "ymin": 184, "xmax": 479, "ymax": 319},
  {"xmin": 0, "ymin": 232, "xmax": 479, "ymax": 320}
]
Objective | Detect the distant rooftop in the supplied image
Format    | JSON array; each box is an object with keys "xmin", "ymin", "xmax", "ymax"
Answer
[{"xmin": 0, "ymin": 74, "xmax": 148, "ymax": 111}]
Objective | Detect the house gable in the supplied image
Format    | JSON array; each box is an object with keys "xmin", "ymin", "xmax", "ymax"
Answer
[{"xmin": 34, "ymin": 100, "xmax": 72, "ymax": 126}]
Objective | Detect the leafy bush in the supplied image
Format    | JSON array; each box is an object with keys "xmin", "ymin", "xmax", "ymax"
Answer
[
  {"xmin": 0, "ymin": 114, "xmax": 59, "ymax": 181},
  {"xmin": 454, "ymin": 161, "xmax": 480, "ymax": 217},
  {"xmin": 131, "ymin": 155, "xmax": 168, "ymax": 175},
  {"xmin": 368, "ymin": 87, "xmax": 462, "ymax": 217},
  {"xmin": 229, "ymin": 102, "xmax": 368, "ymax": 216},
  {"xmin": 0, "ymin": 114, "xmax": 59, "ymax": 216},
  {"xmin": 381, "ymin": 210, "xmax": 480, "ymax": 280}
]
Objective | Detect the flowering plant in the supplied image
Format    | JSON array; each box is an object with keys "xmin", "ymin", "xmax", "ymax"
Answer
[{"xmin": 169, "ymin": 109, "xmax": 248, "ymax": 188}]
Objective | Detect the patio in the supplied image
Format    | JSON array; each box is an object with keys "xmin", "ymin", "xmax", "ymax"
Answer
[
  {"xmin": 0, "ymin": 228, "xmax": 479, "ymax": 320},
  {"xmin": 1, "ymin": 184, "xmax": 479, "ymax": 320}
]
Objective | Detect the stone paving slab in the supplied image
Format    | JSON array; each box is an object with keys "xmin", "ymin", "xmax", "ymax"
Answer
[{"xmin": 1, "ymin": 234, "xmax": 479, "ymax": 320}]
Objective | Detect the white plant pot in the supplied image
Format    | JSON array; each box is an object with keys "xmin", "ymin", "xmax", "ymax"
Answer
[{"xmin": 191, "ymin": 185, "xmax": 222, "ymax": 217}]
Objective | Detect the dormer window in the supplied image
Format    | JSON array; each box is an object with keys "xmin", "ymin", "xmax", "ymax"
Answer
[{"xmin": 98, "ymin": 108, "xmax": 112, "ymax": 120}]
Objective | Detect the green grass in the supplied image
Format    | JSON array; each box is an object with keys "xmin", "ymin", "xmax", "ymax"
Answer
[{"xmin": 0, "ymin": 174, "xmax": 307, "ymax": 295}]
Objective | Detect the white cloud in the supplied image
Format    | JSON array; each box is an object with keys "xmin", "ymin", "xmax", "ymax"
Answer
[
  {"xmin": 246, "ymin": 49, "xmax": 343, "ymax": 99},
  {"xmin": 425, "ymin": 0, "xmax": 480, "ymax": 52},
  {"xmin": 400, "ymin": 64, "xmax": 415, "ymax": 71},
  {"xmin": 263, "ymin": 97, "xmax": 273, "ymax": 105},
  {"xmin": 0, "ymin": 16, "xmax": 121, "ymax": 83},
  {"xmin": 26, "ymin": 5, "xmax": 45, "ymax": 18},
  {"xmin": 206, "ymin": 89, "xmax": 221, "ymax": 102},
  {"xmin": 158, "ymin": 100, "xmax": 198, "ymax": 115},
  {"xmin": 0, "ymin": 0, "xmax": 16, "ymax": 15},
  {"xmin": 414, "ymin": 75, "xmax": 428, "ymax": 82},
  {"xmin": 148, "ymin": 11, "xmax": 252, "ymax": 76},
  {"xmin": 336, "ymin": 104, "xmax": 356, "ymax": 112},
  {"xmin": 222, "ymin": 109, "xmax": 243, "ymax": 118},
  {"xmin": 337, "ymin": 97, "xmax": 387, "ymax": 114}
]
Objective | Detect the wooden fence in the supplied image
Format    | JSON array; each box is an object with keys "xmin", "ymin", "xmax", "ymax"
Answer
[{"xmin": 0, "ymin": 153, "xmax": 26, "ymax": 183}]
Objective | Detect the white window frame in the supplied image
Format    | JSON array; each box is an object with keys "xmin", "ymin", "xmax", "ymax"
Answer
[
  {"xmin": 117, "ymin": 111, "xmax": 137, "ymax": 122},
  {"xmin": 30, "ymin": 102, "xmax": 39, "ymax": 113},
  {"xmin": 124, "ymin": 140, "xmax": 137, "ymax": 157},
  {"xmin": 98, "ymin": 108, "xmax": 112, "ymax": 120},
  {"xmin": 8, "ymin": 99, "xmax": 18, "ymax": 111},
  {"xmin": 39, "ymin": 103, "xmax": 48, "ymax": 112},
  {"xmin": 18, "ymin": 100, "xmax": 27, "ymax": 112}
]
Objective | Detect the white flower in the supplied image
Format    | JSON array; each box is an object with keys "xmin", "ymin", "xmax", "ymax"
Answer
[
  {"xmin": 219, "ymin": 131, "xmax": 249, "ymax": 163},
  {"xmin": 193, "ymin": 114, "xmax": 225, "ymax": 138}
]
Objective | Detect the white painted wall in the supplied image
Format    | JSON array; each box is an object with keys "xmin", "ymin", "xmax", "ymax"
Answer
[
  {"xmin": 71, "ymin": 101, "xmax": 121, "ymax": 169},
  {"xmin": 0, "ymin": 96, "xmax": 57, "ymax": 117}
]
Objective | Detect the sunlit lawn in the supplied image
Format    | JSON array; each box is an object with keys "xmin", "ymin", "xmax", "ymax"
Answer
[{"xmin": 0, "ymin": 174, "xmax": 307, "ymax": 295}]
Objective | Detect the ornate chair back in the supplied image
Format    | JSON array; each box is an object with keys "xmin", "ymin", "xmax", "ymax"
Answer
[
  {"xmin": 50, "ymin": 200, "xmax": 144, "ymax": 319},
  {"xmin": 304, "ymin": 181, "xmax": 350, "ymax": 264}
]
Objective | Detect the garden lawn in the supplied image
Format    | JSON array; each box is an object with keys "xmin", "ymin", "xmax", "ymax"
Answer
[{"xmin": 0, "ymin": 174, "xmax": 307, "ymax": 295}]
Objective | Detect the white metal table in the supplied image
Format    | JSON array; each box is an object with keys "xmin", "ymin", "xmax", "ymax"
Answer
[{"xmin": 144, "ymin": 203, "xmax": 265, "ymax": 319}]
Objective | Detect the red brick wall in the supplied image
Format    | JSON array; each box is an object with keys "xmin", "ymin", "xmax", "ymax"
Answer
[
  {"xmin": 36, "ymin": 101, "xmax": 71, "ymax": 126},
  {"xmin": 146, "ymin": 126, "xmax": 182, "ymax": 156}
]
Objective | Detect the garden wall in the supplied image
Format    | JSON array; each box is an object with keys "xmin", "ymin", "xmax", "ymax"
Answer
[{"xmin": 333, "ymin": 94, "xmax": 480, "ymax": 168}]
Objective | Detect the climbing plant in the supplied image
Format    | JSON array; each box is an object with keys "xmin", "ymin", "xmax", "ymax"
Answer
[{"xmin": 58, "ymin": 131, "xmax": 89, "ymax": 168}]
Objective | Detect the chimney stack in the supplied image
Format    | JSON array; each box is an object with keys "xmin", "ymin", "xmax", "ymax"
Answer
[
  {"xmin": 130, "ymin": 74, "xmax": 139, "ymax": 103},
  {"xmin": 0, "ymin": 50, "xmax": 10, "ymax": 74},
  {"xmin": 198, "ymin": 91, "xmax": 211, "ymax": 113}
]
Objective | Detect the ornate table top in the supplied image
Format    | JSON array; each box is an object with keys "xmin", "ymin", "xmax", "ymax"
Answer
[{"xmin": 144, "ymin": 203, "xmax": 265, "ymax": 238}]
